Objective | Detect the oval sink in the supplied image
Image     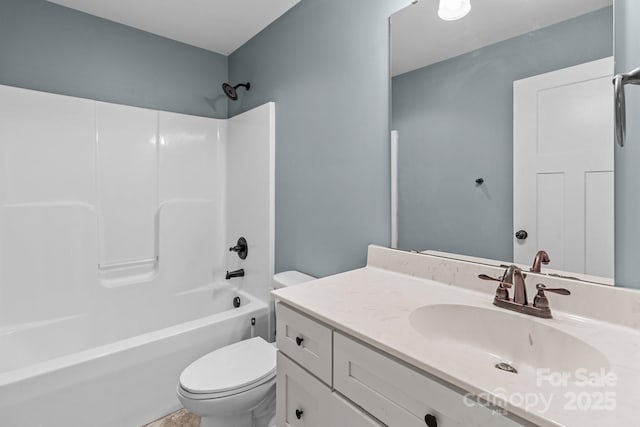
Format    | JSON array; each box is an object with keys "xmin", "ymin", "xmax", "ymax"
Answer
[{"xmin": 409, "ymin": 304, "xmax": 609, "ymax": 382}]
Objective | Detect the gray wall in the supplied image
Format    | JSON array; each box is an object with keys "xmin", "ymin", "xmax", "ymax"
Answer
[
  {"xmin": 392, "ymin": 8, "xmax": 613, "ymax": 261},
  {"xmin": 0, "ymin": 0, "xmax": 228, "ymax": 118},
  {"xmin": 228, "ymin": 0, "xmax": 411, "ymax": 278},
  {"xmin": 0, "ymin": 0, "xmax": 412, "ymax": 278},
  {"xmin": 614, "ymin": 1, "xmax": 640, "ymax": 289}
]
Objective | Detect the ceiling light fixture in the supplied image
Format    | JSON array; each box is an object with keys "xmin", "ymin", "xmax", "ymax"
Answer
[{"xmin": 438, "ymin": 0, "xmax": 471, "ymax": 21}]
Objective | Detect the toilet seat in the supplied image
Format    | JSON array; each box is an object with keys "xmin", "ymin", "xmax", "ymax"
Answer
[
  {"xmin": 179, "ymin": 337, "xmax": 276, "ymax": 399},
  {"xmin": 177, "ymin": 375, "xmax": 275, "ymax": 400}
]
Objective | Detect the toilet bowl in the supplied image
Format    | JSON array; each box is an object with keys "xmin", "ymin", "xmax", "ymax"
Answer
[
  {"xmin": 177, "ymin": 337, "xmax": 276, "ymax": 427},
  {"xmin": 177, "ymin": 271, "xmax": 315, "ymax": 427}
]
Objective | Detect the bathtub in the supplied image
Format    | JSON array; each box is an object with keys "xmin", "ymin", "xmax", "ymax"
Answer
[{"xmin": 0, "ymin": 282, "xmax": 268, "ymax": 427}]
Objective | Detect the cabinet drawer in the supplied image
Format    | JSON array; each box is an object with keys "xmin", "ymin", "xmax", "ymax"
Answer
[
  {"xmin": 276, "ymin": 304, "xmax": 332, "ymax": 385},
  {"xmin": 334, "ymin": 333, "xmax": 525, "ymax": 427},
  {"xmin": 330, "ymin": 393, "xmax": 385, "ymax": 427},
  {"xmin": 276, "ymin": 352, "xmax": 332, "ymax": 427}
]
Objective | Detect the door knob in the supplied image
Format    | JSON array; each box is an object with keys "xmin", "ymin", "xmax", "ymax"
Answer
[{"xmin": 515, "ymin": 230, "xmax": 528, "ymax": 240}]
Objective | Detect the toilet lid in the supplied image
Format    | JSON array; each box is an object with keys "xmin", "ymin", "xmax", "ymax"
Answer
[{"xmin": 180, "ymin": 337, "xmax": 276, "ymax": 394}]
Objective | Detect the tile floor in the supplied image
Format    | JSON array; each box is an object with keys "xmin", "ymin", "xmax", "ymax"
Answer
[{"xmin": 143, "ymin": 409, "xmax": 200, "ymax": 427}]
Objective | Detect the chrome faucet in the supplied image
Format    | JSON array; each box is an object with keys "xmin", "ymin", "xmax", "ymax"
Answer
[
  {"xmin": 479, "ymin": 265, "xmax": 570, "ymax": 318},
  {"xmin": 530, "ymin": 250, "xmax": 550, "ymax": 273}
]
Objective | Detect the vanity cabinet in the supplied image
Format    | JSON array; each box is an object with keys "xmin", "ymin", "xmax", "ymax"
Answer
[
  {"xmin": 276, "ymin": 303, "xmax": 531, "ymax": 427},
  {"xmin": 277, "ymin": 304, "xmax": 383, "ymax": 426},
  {"xmin": 330, "ymin": 392, "xmax": 386, "ymax": 427},
  {"xmin": 276, "ymin": 352, "xmax": 332, "ymax": 427},
  {"xmin": 334, "ymin": 333, "xmax": 524, "ymax": 427},
  {"xmin": 276, "ymin": 303, "xmax": 332, "ymax": 385},
  {"xmin": 276, "ymin": 352, "xmax": 383, "ymax": 427}
]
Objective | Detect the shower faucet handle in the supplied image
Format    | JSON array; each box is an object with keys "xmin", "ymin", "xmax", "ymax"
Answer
[{"xmin": 229, "ymin": 237, "xmax": 248, "ymax": 260}]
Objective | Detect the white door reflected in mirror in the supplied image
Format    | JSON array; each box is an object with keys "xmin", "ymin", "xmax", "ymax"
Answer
[{"xmin": 513, "ymin": 57, "xmax": 614, "ymax": 279}]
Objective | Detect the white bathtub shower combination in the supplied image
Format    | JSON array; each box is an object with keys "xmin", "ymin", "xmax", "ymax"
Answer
[{"xmin": 0, "ymin": 85, "xmax": 275, "ymax": 426}]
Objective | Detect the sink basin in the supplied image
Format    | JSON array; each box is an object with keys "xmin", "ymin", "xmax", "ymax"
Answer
[{"xmin": 409, "ymin": 304, "xmax": 609, "ymax": 382}]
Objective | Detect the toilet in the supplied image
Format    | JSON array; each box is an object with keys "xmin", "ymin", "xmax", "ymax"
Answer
[{"xmin": 177, "ymin": 270, "xmax": 315, "ymax": 427}]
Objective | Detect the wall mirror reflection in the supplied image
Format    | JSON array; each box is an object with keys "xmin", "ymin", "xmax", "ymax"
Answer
[{"xmin": 390, "ymin": 0, "xmax": 615, "ymax": 284}]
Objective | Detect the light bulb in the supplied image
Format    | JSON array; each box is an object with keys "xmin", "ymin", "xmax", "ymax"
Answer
[{"xmin": 438, "ymin": 0, "xmax": 471, "ymax": 21}]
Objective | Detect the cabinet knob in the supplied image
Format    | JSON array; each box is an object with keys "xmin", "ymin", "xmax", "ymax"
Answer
[
  {"xmin": 295, "ymin": 409, "xmax": 304, "ymax": 420},
  {"xmin": 424, "ymin": 413, "xmax": 438, "ymax": 427},
  {"xmin": 295, "ymin": 336, "xmax": 304, "ymax": 346},
  {"xmin": 515, "ymin": 230, "xmax": 528, "ymax": 240}
]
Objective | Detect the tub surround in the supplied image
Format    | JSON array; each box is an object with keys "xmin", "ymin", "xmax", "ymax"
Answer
[
  {"xmin": 0, "ymin": 85, "xmax": 275, "ymax": 319},
  {"xmin": 272, "ymin": 245, "xmax": 640, "ymax": 426},
  {"xmin": 0, "ymin": 84, "xmax": 276, "ymax": 426}
]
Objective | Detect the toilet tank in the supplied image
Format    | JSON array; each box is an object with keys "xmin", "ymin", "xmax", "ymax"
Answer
[
  {"xmin": 271, "ymin": 271, "xmax": 315, "ymax": 342},
  {"xmin": 273, "ymin": 271, "xmax": 315, "ymax": 289}
]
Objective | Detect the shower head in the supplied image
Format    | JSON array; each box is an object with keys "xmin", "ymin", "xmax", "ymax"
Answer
[{"xmin": 222, "ymin": 82, "xmax": 251, "ymax": 100}]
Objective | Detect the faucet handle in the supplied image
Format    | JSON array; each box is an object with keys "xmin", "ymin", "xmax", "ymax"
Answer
[
  {"xmin": 535, "ymin": 283, "xmax": 571, "ymax": 295},
  {"xmin": 533, "ymin": 283, "xmax": 570, "ymax": 310},
  {"xmin": 229, "ymin": 237, "xmax": 248, "ymax": 260},
  {"xmin": 478, "ymin": 274, "xmax": 510, "ymax": 300},
  {"xmin": 478, "ymin": 274, "xmax": 511, "ymax": 287}
]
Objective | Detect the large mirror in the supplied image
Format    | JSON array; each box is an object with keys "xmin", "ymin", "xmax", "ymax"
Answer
[{"xmin": 390, "ymin": 0, "xmax": 615, "ymax": 284}]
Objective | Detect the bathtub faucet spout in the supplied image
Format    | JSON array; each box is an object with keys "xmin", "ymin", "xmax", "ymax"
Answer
[{"xmin": 226, "ymin": 269, "xmax": 245, "ymax": 280}]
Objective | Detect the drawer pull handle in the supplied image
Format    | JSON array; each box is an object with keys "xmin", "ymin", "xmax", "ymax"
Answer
[
  {"xmin": 424, "ymin": 413, "xmax": 437, "ymax": 427},
  {"xmin": 295, "ymin": 409, "xmax": 304, "ymax": 420},
  {"xmin": 295, "ymin": 336, "xmax": 304, "ymax": 346}
]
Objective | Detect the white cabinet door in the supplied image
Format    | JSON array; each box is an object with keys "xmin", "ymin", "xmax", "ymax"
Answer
[
  {"xmin": 333, "ymin": 333, "xmax": 526, "ymax": 427},
  {"xmin": 276, "ymin": 352, "xmax": 332, "ymax": 427},
  {"xmin": 330, "ymin": 393, "xmax": 384, "ymax": 427},
  {"xmin": 513, "ymin": 57, "xmax": 614, "ymax": 278},
  {"xmin": 276, "ymin": 304, "xmax": 333, "ymax": 385}
]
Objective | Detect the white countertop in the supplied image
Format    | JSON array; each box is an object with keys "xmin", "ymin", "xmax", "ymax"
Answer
[{"xmin": 272, "ymin": 248, "xmax": 640, "ymax": 427}]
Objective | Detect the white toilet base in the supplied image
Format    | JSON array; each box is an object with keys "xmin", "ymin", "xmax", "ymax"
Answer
[
  {"xmin": 200, "ymin": 412, "xmax": 252, "ymax": 427},
  {"xmin": 252, "ymin": 383, "xmax": 276, "ymax": 427},
  {"xmin": 177, "ymin": 380, "xmax": 275, "ymax": 427}
]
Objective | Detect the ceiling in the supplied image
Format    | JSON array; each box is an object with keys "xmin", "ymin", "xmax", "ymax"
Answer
[
  {"xmin": 391, "ymin": 0, "xmax": 613, "ymax": 76},
  {"xmin": 46, "ymin": 0, "xmax": 300, "ymax": 55}
]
